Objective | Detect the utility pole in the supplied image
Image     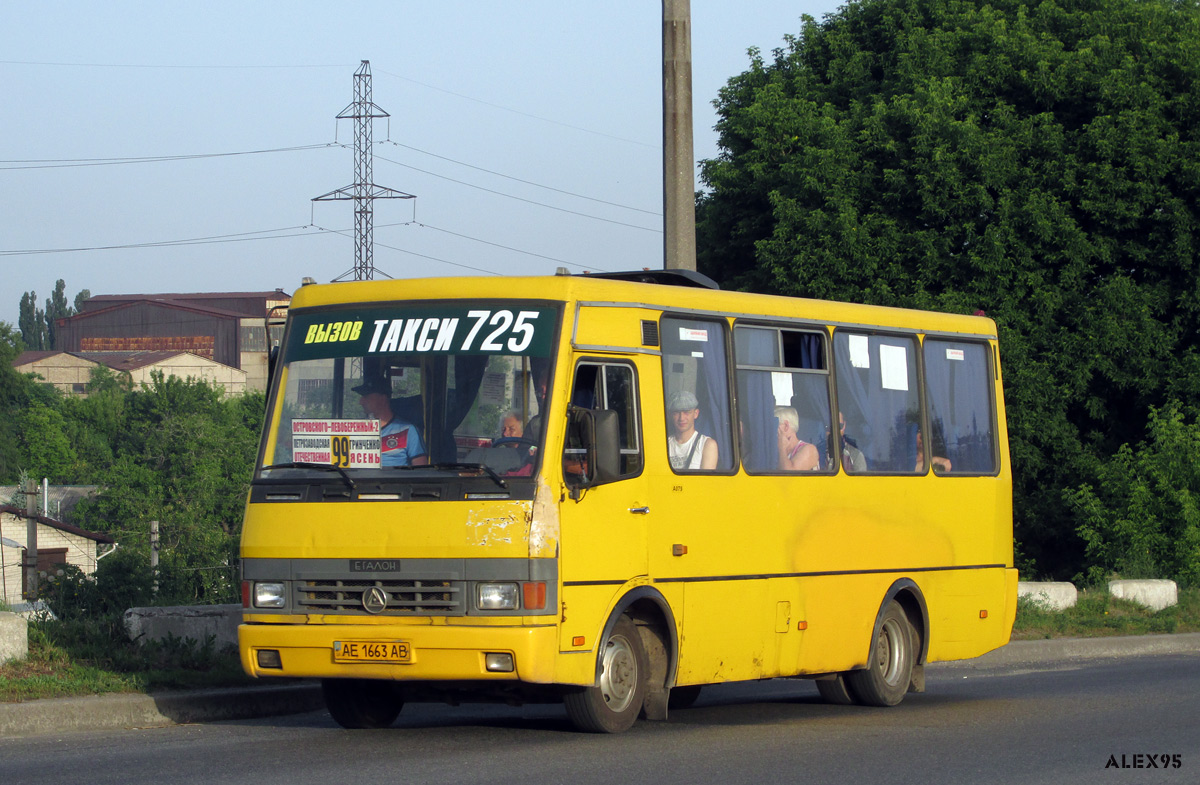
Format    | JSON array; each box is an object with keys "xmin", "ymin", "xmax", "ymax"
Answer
[
  {"xmin": 663, "ymin": 0, "xmax": 696, "ymax": 271},
  {"xmin": 314, "ymin": 60, "xmax": 415, "ymax": 281},
  {"xmin": 22, "ymin": 476, "xmax": 38, "ymax": 601},
  {"xmin": 150, "ymin": 520, "xmax": 159, "ymax": 596}
]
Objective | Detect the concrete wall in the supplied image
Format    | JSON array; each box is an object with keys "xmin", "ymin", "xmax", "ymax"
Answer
[
  {"xmin": 128, "ymin": 353, "xmax": 247, "ymax": 396},
  {"xmin": 123, "ymin": 604, "xmax": 241, "ymax": 650},
  {"xmin": 13, "ymin": 355, "xmax": 101, "ymax": 396},
  {"xmin": 1018, "ymin": 581, "xmax": 1078, "ymax": 611},
  {"xmin": 0, "ymin": 612, "xmax": 27, "ymax": 665}
]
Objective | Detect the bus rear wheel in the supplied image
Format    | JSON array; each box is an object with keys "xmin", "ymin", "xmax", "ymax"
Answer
[
  {"xmin": 846, "ymin": 600, "xmax": 914, "ymax": 707},
  {"xmin": 322, "ymin": 678, "xmax": 404, "ymax": 729},
  {"xmin": 564, "ymin": 616, "xmax": 647, "ymax": 733}
]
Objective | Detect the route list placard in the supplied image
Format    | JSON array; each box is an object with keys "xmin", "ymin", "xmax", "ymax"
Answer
[{"xmin": 291, "ymin": 419, "xmax": 381, "ymax": 467}]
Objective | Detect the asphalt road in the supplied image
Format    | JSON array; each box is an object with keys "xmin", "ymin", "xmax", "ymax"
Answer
[{"xmin": 1, "ymin": 650, "xmax": 1196, "ymax": 785}]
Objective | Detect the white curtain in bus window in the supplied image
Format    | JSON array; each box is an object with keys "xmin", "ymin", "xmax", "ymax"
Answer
[
  {"xmin": 833, "ymin": 332, "xmax": 921, "ymax": 473},
  {"xmin": 661, "ymin": 317, "xmax": 733, "ymax": 472},
  {"xmin": 922, "ymin": 339, "xmax": 996, "ymax": 474}
]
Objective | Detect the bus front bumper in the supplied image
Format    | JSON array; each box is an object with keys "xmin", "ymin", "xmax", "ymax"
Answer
[{"xmin": 239, "ymin": 621, "xmax": 560, "ymax": 684}]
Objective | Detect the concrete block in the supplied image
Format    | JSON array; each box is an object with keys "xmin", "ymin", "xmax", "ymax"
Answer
[
  {"xmin": 0, "ymin": 612, "xmax": 28, "ymax": 665},
  {"xmin": 1109, "ymin": 579, "xmax": 1178, "ymax": 612},
  {"xmin": 123, "ymin": 604, "xmax": 241, "ymax": 650},
  {"xmin": 1018, "ymin": 581, "xmax": 1078, "ymax": 611}
]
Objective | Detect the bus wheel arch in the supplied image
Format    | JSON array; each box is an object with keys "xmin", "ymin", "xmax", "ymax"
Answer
[
  {"xmin": 564, "ymin": 586, "xmax": 678, "ymax": 731},
  {"xmin": 885, "ymin": 578, "xmax": 929, "ymax": 693},
  {"xmin": 845, "ymin": 580, "xmax": 928, "ymax": 707}
]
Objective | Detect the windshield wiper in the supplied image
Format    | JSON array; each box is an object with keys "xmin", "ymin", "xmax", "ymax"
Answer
[
  {"xmin": 258, "ymin": 462, "xmax": 357, "ymax": 490},
  {"xmin": 432, "ymin": 462, "xmax": 508, "ymax": 490}
]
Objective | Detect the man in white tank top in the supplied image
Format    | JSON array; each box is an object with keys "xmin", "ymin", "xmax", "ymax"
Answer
[{"xmin": 667, "ymin": 390, "xmax": 719, "ymax": 470}]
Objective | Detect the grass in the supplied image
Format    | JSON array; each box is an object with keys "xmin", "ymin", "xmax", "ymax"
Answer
[
  {"xmin": 3, "ymin": 587, "xmax": 1199, "ymax": 703},
  {"xmin": 1011, "ymin": 586, "xmax": 1200, "ymax": 640},
  {"xmin": 0, "ymin": 614, "xmax": 252, "ymax": 703}
]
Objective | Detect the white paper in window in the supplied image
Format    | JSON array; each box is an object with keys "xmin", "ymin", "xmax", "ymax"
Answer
[
  {"xmin": 879, "ymin": 344, "xmax": 909, "ymax": 391},
  {"xmin": 849, "ymin": 334, "xmax": 870, "ymax": 369},
  {"xmin": 679, "ymin": 327, "xmax": 709, "ymax": 342},
  {"xmin": 771, "ymin": 371, "xmax": 794, "ymax": 406},
  {"xmin": 945, "ymin": 348, "xmax": 965, "ymax": 361}
]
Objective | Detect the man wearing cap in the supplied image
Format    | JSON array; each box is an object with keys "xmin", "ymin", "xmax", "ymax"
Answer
[
  {"xmin": 353, "ymin": 378, "xmax": 428, "ymax": 467},
  {"xmin": 667, "ymin": 390, "xmax": 719, "ymax": 470}
]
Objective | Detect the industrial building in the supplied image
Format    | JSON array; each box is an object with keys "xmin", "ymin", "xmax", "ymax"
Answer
[{"xmin": 35, "ymin": 290, "xmax": 291, "ymax": 394}]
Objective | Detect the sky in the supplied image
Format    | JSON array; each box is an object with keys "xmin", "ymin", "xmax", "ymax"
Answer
[{"xmin": 1, "ymin": 1, "xmax": 844, "ymax": 328}]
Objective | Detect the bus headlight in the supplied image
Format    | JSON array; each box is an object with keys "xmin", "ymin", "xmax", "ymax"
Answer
[
  {"xmin": 477, "ymin": 583, "xmax": 519, "ymax": 610},
  {"xmin": 254, "ymin": 581, "xmax": 287, "ymax": 608}
]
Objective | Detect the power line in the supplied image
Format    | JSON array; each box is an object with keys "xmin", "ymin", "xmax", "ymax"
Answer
[
  {"xmin": 375, "ymin": 68, "xmax": 657, "ymax": 150},
  {"xmin": 376, "ymin": 154, "xmax": 662, "ymax": 234},
  {"xmin": 0, "ymin": 143, "xmax": 336, "ymax": 171},
  {"xmin": 382, "ymin": 140, "xmax": 661, "ymax": 217},
  {"xmin": 0, "ymin": 60, "xmax": 352, "ymax": 70},
  {"xmin": 408, "ymin": 221, "xmax": 608, "ymax": 271},
  {"xmin": 0, "ymin": 226, "xmax": 320, "ymax": 257},
  {"xmin": 317, "ymin": 221, "xmax": 606, "ymax": 275}
]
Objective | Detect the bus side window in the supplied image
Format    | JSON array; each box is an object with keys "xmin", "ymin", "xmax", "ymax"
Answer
[
  {"xmin": 734, "ymin": 325, "xmax": 832, "ymax": 473},
  {"xmin": 832, "ymin": 332, "xmax": 921, "ymax": 473},
  {"xmin": 564, "ymin": 361, "xmax": 642, "ymax": 479},
  {"xmin": 661, "ymin": 317, "xmax": 734, "ymax": 473},
  {"xmin": 922, "ymin": 339, "xmax": 997, "ymax": 474}
]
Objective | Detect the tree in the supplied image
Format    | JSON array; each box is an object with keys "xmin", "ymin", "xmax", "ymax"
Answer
[
  {"xmin": 19, "ymin": 291, "xmax": 46, "ymax": 351},
  {"xmin": 73, "ymin": 288, "xmax": 92, "ymax": 314},
  {"xmin": 44, "ymin": 279, "xmax": 73, "ymax": 350},
  {"xmin": 696, "ymin": 0, "xmax": 1200, "ymax": 579},
  {"xmin": 69, "ymin": 373, "xmax": 262, "ymax": 603}
]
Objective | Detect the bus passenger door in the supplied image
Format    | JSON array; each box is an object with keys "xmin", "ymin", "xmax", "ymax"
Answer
[{"xmin": 557, "ymin": 359, "xmax": 650, "ymax": 653}]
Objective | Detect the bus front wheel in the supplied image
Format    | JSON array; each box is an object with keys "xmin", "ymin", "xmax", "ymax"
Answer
[
  {"xmin": 564, "ymin": 615, "xmax": 647, "ymax": 732},
  {"xmin": 846, "ymin": 600, "xmax": 914, "ymax": 707},
  {"xmin": 322, "ymin": 678, "xmax": 404, "ymax": 729}
]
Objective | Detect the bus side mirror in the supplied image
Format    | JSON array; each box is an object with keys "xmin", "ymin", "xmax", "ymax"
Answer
[{"xmin": 565, "ymin": 407, "xmax": 621, "ymax": 497}]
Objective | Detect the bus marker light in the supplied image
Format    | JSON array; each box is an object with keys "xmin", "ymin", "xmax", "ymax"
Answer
[
  {"xmin": 979, "ymin": 610, "xmax": 988, "ymax": 619},
  {"xmin": 522, "ymin": 582, "xmax": 546, "ymax": 610},
  {"xmin": 797, "ymin": 621, "xmax": 808, "ymax": 631},
  {"xmin": 572, "ymin": 636, "xmax": 585, "ymax": 647},
  {"xmin": 672, "ymin": 544, "xmax": 688, "ymax": 556}
]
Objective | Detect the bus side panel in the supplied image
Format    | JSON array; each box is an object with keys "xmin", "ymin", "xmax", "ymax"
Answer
[
  {"xmin": 921, "ymin": 567, "xmax": 1014, "ymax": 662},
  {"xmin": 674, "ymin": 579, "xmax": 772, "ymax": 684}
]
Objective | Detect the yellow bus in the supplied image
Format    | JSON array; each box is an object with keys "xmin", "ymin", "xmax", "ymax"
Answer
[{"xmin": 239, "ymin": 270, "xmax": 1015, "ymax": 732}]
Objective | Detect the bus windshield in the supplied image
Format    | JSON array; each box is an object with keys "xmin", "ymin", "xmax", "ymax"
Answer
[{"xmin": 259, "ymin": 303, "xmax": 559, "ymax": 481}]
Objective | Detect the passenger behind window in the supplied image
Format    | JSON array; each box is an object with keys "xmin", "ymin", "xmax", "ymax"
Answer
[
  {"xmin": 828, "ymin": 411, "xmax": 867, "ymax": 473},
  {"xmin": 775, "ymin": 406, "xmax": 819, "ymax": 471},
  {"xmin": 914, "ymin": 429, "xmax": 952, "ymax": 473},
  {"xmin": 667, "ymin": 390, "xmax": 719, "ymax": 471}
]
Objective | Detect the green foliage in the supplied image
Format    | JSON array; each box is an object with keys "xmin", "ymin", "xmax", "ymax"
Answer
[
  {"xmin": 1066, "ymin": 402, "xmax": 1200, "ymax": 586},
  {"xmin": 1012, "ymin": 587, "xmax": 1200, "ymax": 639},
  {"xmin": 43, "ymin": 279, "xmax": 73, "ymax": 351},
  {"xmin": 696, "ymin": 0, "xmax": 1200, "ymax": 578},
  {"xmin": 0, "ymin": 616, "xmax": 250, "ymax": 702},
  {"xmin": 18, "ymin": 292, "xmax": 46, "ymax": 351}
]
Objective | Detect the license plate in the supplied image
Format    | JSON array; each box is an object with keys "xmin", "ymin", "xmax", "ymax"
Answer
[{"xmin": 333, "ymin": 640, "xmax": 412, "ymax": 663}]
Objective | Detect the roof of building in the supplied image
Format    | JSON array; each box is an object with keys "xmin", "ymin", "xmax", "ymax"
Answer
[
  {"xmin": 0, "ymin": 485, "xmax": 99, "ymax": 525},
  {"xmin": 14, "ymin": 350, "xmax": 237, "ymax": 373},
  {"xmin": 84, "ymin": 290, "xmax": 289, "ymax": 304},
  {"xmin": 0, "ymin": 505, "xmax": 115, "ymax": 544}
]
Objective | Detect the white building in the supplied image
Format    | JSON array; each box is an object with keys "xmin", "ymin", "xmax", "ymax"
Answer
[{"xmin": 0, "ymin": 504, "xmax": 114, "ymax": 607}]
